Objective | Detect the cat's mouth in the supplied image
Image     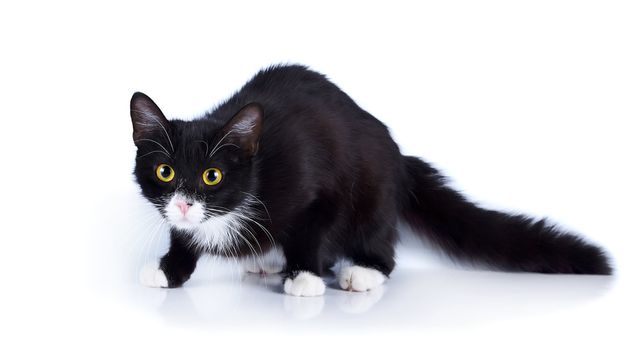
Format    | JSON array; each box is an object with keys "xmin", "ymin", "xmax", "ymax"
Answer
[{"xmin": 164, "ymin": 193, "xmax": 206, "ymax": 229}]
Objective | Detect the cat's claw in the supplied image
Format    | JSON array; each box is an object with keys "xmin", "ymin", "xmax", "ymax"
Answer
[
  {"xmin": 283, "ymin": 272, "xmax": 326, "ymax": 297},
  {"xmin": 338, "ymin": 265, "xmax": 386, "ymax": 292},
  {"xmin": 140, "ymin": 264, "xmax": 168, "ymax": 288}
]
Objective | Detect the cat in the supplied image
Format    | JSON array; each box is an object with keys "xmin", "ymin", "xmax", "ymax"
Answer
[{"xmin": 130, "ymin": 64, "xmax": 611, "ymax": 297}]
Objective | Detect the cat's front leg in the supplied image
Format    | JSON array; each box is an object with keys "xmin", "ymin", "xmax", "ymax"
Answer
[
  {"xmin": 140, "ymin": 230, "xmax": 200, "ymax": 288},
  {"xmin": 281, "ymin": 234, "xmax": 327, "ymax": 297},
  {"xmin": 283, "ymin": 270, "xmax": 326, "ymax": 297},
  {"xmin": 281, "ymin": 200, "xmax": 337, "ymax": 297}
]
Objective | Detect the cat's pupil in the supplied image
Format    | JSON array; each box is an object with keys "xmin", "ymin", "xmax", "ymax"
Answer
[
  {"xmin": 160, "ymin": 166, "xmax": 171, "ymax": 178},
  {"xmin": 207, "ymin": 170, "xmax": 218, "ymax": 181}
]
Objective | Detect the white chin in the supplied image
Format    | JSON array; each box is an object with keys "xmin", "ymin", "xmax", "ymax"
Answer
[{"xmin": 169, "ymin": 219, "xmax": 200, "ymax": 230}]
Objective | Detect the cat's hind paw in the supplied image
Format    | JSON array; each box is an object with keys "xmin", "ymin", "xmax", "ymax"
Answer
[
  {"xmin": 283, "ymin": 271, "xmax": 326, "ymax": 297},
  {"xmin": 243, "ymin": 262, "xmax": 284, "ymax": 274},
  {"xmin": 140, "ymin": 264, "xmax": 168, "ymax": 288},
  {"xmin": 242, "ymin": 258, "xmax": 284, "ymax": 274},
  {"xmin": 242, "ymin": 247, "xmax": 286, "ymax": 274},
  {"xmin": 338, "ymin": 265, "xmax": 386, "ymax": 292}
]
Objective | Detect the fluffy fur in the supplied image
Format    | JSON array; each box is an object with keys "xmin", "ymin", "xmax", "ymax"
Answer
[{"xmin": 130, "ymin": 64, "xmax": 612, "ymax": 296}]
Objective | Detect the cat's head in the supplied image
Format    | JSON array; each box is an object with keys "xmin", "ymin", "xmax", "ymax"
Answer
[{"xmin": 129, "ymin": 92, "xmax": 263, "ymax": 232}]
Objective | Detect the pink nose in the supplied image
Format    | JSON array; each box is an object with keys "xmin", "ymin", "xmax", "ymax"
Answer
[{"xmin": 175, "ymin": 200, "xmax": 191, "ymax": 216}]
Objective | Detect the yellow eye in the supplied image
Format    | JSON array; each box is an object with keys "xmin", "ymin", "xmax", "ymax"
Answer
[
  {"xmin": 156, "ymin": 163, "xmax": 175, "ymax": 182},
  {"xmin": 203, "ymin": 167, "xmax": 223, "ymax": 186}
]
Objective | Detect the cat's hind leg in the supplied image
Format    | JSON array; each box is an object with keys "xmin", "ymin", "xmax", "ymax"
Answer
[{"xmin": 339, "ymin": 219, "xmax": 397, "ymax": 292}]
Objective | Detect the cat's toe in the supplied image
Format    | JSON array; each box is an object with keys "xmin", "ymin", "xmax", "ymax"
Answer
[
  {"xmin": 140, "ymin": 264, "xmax": 168, "ymax": 288},
  {"xmin": 338, "ymin": 265, "xmax": 386, "ymax": 292},
  {"xmin": 283, "ymin": 271, "xmax": 325, "ymax": 297}
]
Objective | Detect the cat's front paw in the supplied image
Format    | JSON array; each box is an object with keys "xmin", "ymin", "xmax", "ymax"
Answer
[
  {"xmin": 338, "ymin": 265, "xmax": 386, "ymax": 292},
  {"xmin": 139, "ymin": 264, "xmax": 168, "ymax": 288},
  {"xmin": 283, "ymin": 271, "xmax": 326, "ymax": 297}
]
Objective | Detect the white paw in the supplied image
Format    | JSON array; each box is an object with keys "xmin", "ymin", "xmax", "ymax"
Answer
[
  {"xmin": 283, "ymin": 271, "xmax": 326, "ymax": 297},
  {"xmin": 338, "ymin": 265, "xmax": 386, "ymax": 292},
  {"xmin": 139, "ymin": 264, "xmax": 168, "ymax": 288}
]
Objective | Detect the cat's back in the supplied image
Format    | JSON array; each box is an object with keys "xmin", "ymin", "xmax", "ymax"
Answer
[
  {"xmin": 211, "ymin": 65, "xmax": 400, "ymax": 203},
  {"xmin": 242, "ymin": 64, "xmax": 344, "ymax": 102},
  {"xmin": 212, "ymin": 64, "xmax": 395, "ymax": 157},
  {"xmin": 209, "ymin": 64, "xmax": 350, "ymax": 122},
  {"xmin": 246, "ymin": 64, "xmax": 398, "ymax": 166},
  {"xmin": 249, "ymin": 64, "xmax": 324, "ymax": 84},
  {"xmin": 239, "ymin": 64, "xmax": 393, "ymax": 148}
]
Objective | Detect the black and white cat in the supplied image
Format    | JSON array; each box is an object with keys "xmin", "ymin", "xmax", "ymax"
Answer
[{"xmin": 131, "ymin": 64, "xmax": 611, "ymax": 297}]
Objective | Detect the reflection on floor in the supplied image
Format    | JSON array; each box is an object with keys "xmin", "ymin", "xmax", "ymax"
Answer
[{"xmin": 128, "ymin": 258, "xmax": 613, "ymax": 330}]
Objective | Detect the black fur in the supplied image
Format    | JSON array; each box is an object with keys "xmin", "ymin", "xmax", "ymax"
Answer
[{"xmin": 130, "ymin": 64, "xmax": 612, "ymax": 288}]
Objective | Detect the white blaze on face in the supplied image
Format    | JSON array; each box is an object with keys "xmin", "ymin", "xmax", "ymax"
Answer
[
  {"xmin": 163, "ymin": 191, "xmax": 245, "ymax": 252},
  {"xmin": 164, "ymin": 192, "xmax": 206, "ymax": 230}
]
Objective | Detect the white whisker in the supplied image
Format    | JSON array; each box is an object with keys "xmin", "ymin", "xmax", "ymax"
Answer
[
  {"xmin": 207, "ymin": 204, "xmax": 276, "ymax": 248},
  {"xmin": 136, "ymin": 138, "xmax": 171, "ymax": 155},
  {"xmin": 241, "ymin": 192, "xmax": 272, "ymax": 222},
  {"xmin": 208, "ymin": 130, "xmax": 235, "ymax": 158},
  {"xmin": 210, "ymin": 143, "xmax": 240, "ymax": 158},
  {"xmin": 194, "ymin": 140, "xmax": 209, "ymax": 156},
  {"xmin": 138, "ymin": 150, "xmax": 171, "ymax": 158}
]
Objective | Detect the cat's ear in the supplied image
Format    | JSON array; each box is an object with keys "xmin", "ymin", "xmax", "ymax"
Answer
[
  {"xmin": 130, "ymin": 92, "xmax": 171, "ymax": 147},
  {"xmin": 222, "ymin": 102, "xmax": 263, "ymax": 156}
]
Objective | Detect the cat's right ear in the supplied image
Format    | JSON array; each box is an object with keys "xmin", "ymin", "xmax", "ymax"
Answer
[{"xmin": 130, "ymin": 92, "xmax": 171, "ymax": 148}]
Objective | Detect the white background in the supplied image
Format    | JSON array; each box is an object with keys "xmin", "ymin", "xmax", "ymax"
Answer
[{"xmin": 1, "ymin": 1, "xmax": 634, "ymax": 349}]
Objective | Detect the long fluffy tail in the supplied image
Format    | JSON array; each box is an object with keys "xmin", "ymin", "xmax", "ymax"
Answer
[{"xmin": 400, "ymin": 156, "xmax": 612, "ymax": 275}]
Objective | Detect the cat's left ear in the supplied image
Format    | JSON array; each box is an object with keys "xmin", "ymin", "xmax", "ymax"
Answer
[
  {"xmin": 130, "ymin": 92, "xmax": 171, "ymax": 148},
  {"xmin": 222, "ymin": 102, "xmax": 263, "ymax": 156}
]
